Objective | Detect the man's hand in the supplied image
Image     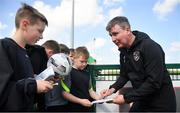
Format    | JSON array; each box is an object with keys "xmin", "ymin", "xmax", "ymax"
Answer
[
  {"xmin": 79, "ymin": 99, "xmax": 92, "ymax": 107},
  {"xmin": 100, "ymin": 88, "xmax": 115, "ymax": 98},
  {"xmin": 36, "ymin": 80, "xmax": 53, "ymax": 93},
  {"xmin": 113, "ymin": 95, "xmax": 125, "ymax": 105}
]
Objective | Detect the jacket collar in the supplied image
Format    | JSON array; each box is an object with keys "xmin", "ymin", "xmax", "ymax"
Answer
[{"xmin": 119, "ymin": 30, "xmax": 150, "ymax": 52}]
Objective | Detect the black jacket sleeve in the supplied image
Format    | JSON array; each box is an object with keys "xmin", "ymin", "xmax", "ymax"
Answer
[
  {"xmin": 0, "ymin": 40, "xmax": 13, "ymax": 107},
  {"xmin": 124, "ymin": 40, "xmax": 165, "ymax": 103},
  {"xmin": 26, "ymin": 45, "xmax": 48, "ymax": 74},
  {"xmin": 110, "ymin": 53, "xmax": 129, "ymax": 92}
]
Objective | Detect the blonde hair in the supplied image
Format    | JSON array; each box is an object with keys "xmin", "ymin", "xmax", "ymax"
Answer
[{"xmin": 74, "ymin": 46, "xmax": 89, "ymax": 59}]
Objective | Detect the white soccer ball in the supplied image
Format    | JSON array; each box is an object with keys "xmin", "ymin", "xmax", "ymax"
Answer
[{"xmin": 47, "ymin": 53, "xmax": 72, "ymax": 77}]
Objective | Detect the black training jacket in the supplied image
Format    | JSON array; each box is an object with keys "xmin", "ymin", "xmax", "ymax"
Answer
[
  {"xmin": 26, "ymin": 44, "xmax": 48, "ymax": 111},
  {"xmin": 110, "ymin": 31, "xmax": 176, "ymax": 112},
  {"xmin": 0, "ymin": 38, "xmax": 37, "ymax": 111}
]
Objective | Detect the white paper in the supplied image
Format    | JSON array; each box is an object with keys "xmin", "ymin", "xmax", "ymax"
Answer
[
  {"xmin": 35, "ymin": 66, "xmax": 55, "ymax": 80},
  {"xmin": 91, "ymin": 98, "xmax": 113, "ymax": 104}
]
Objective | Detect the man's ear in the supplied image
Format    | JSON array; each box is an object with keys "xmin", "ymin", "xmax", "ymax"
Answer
[{"xmin": 126, "ymin": 27, "xmax": 131, "ymax": 35}]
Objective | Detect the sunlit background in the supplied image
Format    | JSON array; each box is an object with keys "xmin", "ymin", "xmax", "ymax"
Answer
[{"xmin": 0, "ymin": 0, "xmax": 179, "ymax": 64}]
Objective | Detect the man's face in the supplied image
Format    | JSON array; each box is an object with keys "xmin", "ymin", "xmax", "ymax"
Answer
[
  {"xmin": 23, "ymin": 19, "xmax": 46, "ymax": 45},
  {"xmin": 109, "ymin": 24, "xmax": 130, "ymax": 48},
  {"xmin": 73, "ymin": 55, "xmax": 88, "ymax": 70}
]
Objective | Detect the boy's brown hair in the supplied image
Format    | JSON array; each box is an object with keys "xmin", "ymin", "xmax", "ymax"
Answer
[
  {"xmin": 15, "ymin": 3, "xmax": 48, "ymax": 28},
  {"xmin": 59, "ymin": 44, "xmax": 70, "ymax": 55},
  {"xmin": 42, "ymin": 40, "xmax": 60, "ymax": 54},
  {"xmin": 74, "ymin": 46, "xmax": 89, "ymax": 59}
]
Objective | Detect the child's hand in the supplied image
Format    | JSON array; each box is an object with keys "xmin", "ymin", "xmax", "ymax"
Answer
[
  {"xmin": 100, "ymin": 88, "xmax": 115, "ymax": 98},
  {"xmin": 80, "ymin": 99, "xmax": 92, "ymax": 107},
  {"xmin": 36, "ymin": 80, "xmax": 53, "ymax": 93},
  {"xmin": 48, "ymin": 75, "xmax": 63, "ymax": 81},
  {"xmin": 95, "ymin": 95, "xmax": 104, "ymax": 100}
]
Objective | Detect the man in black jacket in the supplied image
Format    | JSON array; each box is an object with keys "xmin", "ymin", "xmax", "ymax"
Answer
[{"xmin": 101, "ymin": 16, "xmax": 176, "ymax": 112}]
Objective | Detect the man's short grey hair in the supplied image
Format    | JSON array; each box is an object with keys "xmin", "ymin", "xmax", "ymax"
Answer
[{"xmin": 106, "ymin": 16, "xmax": 131, "ymax": 32}]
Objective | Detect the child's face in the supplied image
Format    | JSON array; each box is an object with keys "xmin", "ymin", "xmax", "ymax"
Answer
[
  {"xmin": 73, "ymin": 55, "xmax": 88, "ymax": 70},
  {"xmin": 23, "ymin": 19, "xmax": 46, "ymax": 45},
  {"xmin": 69, "ymin": 52, "xmax": 74, "ymax": 61},
  {"xmin": 44, "ymin": 48, "xmax": 54, "ymax": 58}
]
